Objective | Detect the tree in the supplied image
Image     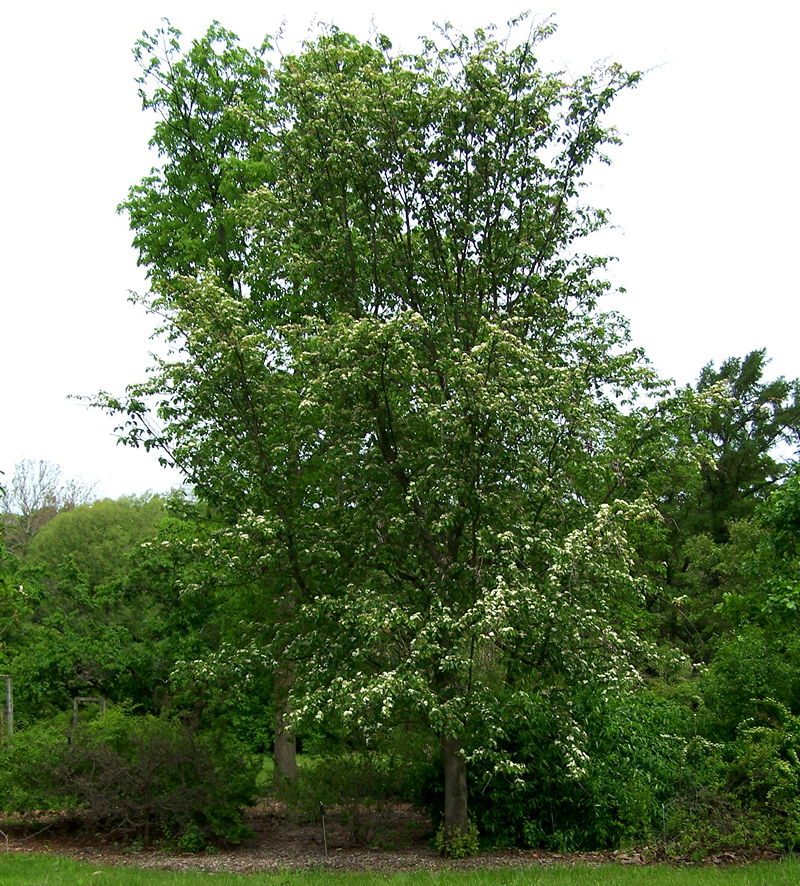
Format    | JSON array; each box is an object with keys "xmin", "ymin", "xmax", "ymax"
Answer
[
  {"xmin": 709, "ymin": 464, "xmax": 800, "ymax": 625},
  {"xmin": 25, "ymin": 495, "xmax": 164, "ymax": 588},
  {"xmin": 660, "ymin": 351, "xmax": 800, "ymax": 654},
  {"xmin": 0, "ymin": 484, "xmax": 26, "ymax": 668},
  {"xmin": 0, "ymin": 460, "xmax": 94, "ymax": 554},
  {"xmin": 120, "ymin": 20, "xmax": 271, "ymax": 296},
  {"xmin": 691, "ymin": 349, "xmax": 799, "ymax": 544},
  {"xmin": 1, "ymin": 495, "xmax": 166, "ymax": 722},
  {"xmin": 107, "ymin": 18, "xmax": 695, "ymax": 841}
]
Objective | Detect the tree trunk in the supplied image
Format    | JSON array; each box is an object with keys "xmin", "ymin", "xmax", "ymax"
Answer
[
  {"xmin": 273, "ymin": 664, "xmax": 299, "ymax": 782},
  {"xmin": 441, "ymin": 735, "xmax": 468, "ymax": 831}
]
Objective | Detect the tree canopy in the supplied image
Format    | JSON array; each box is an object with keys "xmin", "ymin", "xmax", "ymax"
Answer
[
  {"xmin": 690, "ymin": 349, "xmax": 800, "ymax": 543},
  {"xmin": 103, "ymin": 18, "xmax": 694, "ymax": 835},
  {"xmin": 0, "ymin": 460, "xmax": 94, "ymax": 554},
  {"xmin": 26, "ymin": 495, "xmax": 164, "ymax": 589}
]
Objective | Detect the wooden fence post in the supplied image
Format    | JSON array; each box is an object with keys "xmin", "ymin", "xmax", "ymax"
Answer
[{"xmin": 0, "ymin": 675, "xmax": 12, "ymax": 735}]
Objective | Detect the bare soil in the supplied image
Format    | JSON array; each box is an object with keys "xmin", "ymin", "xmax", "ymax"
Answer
[{"xmin": 0, "ymin": 803, "xmax": 782, "ymax": 874}]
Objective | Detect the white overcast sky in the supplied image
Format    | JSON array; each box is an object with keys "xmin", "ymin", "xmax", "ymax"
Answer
[{"xmin": 2, "ymin": 0, "xmax": 798, "ymax": 499}]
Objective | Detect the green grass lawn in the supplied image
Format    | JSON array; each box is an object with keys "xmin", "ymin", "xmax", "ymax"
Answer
[{"xmin": 0, "ymin": 856, "xmax": 798, "ymax": 886}]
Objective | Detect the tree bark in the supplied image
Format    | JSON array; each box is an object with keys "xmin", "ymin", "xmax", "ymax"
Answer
[
  {"xmin": 441, "ymin": 735, "xmax": 468, "ymax": 831},
  {"xmin": 273, "ymin": 664, "xmax": 299, "ymax": 782}
]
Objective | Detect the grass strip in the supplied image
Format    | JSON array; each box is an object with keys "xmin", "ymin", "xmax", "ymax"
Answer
[{"xmin": 0, "ymin": 856, "xmax": 799, "ymax": 886}]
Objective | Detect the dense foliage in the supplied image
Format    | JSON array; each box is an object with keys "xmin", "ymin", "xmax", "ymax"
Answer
[
  {"xmin": 0, "ymin": 709, "xmax": 256, "ymax": 848},
  {"xmin": 1, "ymin": 17, "xmax": 799, "ymax": 857}
]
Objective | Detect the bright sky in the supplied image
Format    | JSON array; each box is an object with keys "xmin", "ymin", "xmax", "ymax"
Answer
[{"xmin": 2, "ymin": 1, "xmax": 798, "ymax": 499}]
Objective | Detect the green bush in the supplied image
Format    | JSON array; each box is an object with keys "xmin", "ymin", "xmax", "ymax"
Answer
[
  {"xmin": 667, "ymin": 699, "xmax": 800, "ymax": 855},
  {"xmin": 0, "ymin": 709, "xmax": 257, "ymax": 848},
  {"xmin": 700, "ymin": 627, "xmax": 800, "ymax": 739},
  {"xmin": 0, "ymin": 717, "xmax": 75, "ymax": 814},
  {"xmin": 434, "ymin": 820, "xmax": 480, "ymax": 858},
  {"xmin": 441, "ymin": 691, "xmax": 689, "ymax": 851},
  {"xmin": 275, "ymin": 751, "xmax": 420, "ymax": 846}
]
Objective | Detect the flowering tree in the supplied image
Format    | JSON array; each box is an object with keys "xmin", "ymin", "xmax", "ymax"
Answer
[{"xmin": 108, "ymin": 18, "xmax": 698, "ymax": 841}]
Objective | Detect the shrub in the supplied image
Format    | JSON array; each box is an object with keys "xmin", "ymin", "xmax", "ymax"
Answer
[
  {"xmin": 0, "ymin": 709, "xmax": 257, "ymax": 848},
  {"xmin": 0, "ymin": 717, "xmax": 75, "ymax": 814},
  {"xmin": 700, "ymin": 626, "xmax": 800, "ymax": 739},
  {"xmin": 275, "ymin": 750, "xmax": 420, "ymax": 847},
  {"xmin": 667, "ymin": 699, "xmax": 800, "ymax": 855},
  {"xmin": 439, "ymin": 690, "xmax": 689, "ymax": 851},
  {"xmin": 434, "ymin": 820, "xmax": 480, "ymax": 858}
]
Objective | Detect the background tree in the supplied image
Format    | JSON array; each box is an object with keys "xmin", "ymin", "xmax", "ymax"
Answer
[
  {"xmin": 660, "ymin": 350, "xmax": 800, "ymax": 655},
  {"xmin": 689, "ymin": 349, "xmax": 799, "ymax": 544},
  {"xmin": 2, "ymin": 495, "xmax": 165, "ymax": 722},
  {"xmin": 0, "ymin": 459, "xmax": 94, "ymax": 554},
  {"xmin": 25, "ymin": 495, "xmax": 164, "ymax": 588},
  {"xmin": 0, "ymin": 485, "xmax": 27, "ymax": 676},
  {"xmin": 705, "ymin": 464, "xmax": 800, "ymax": 627}
]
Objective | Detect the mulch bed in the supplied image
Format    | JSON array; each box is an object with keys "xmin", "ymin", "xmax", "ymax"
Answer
[{"xmin": 0, "ymin": 803, "xmax": 784, "ymax": 874}]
